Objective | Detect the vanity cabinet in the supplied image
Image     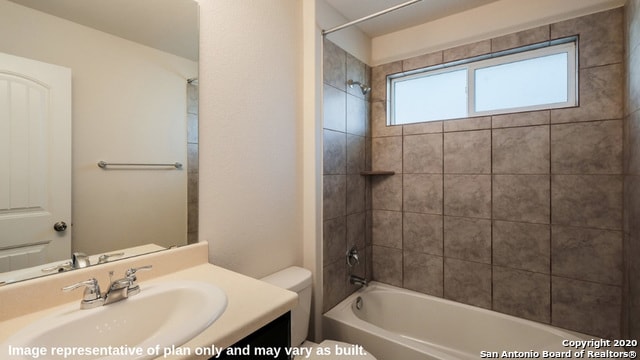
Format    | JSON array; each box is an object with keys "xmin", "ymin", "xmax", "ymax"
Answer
[{"xmin": 213, "ymin": 312, "xmax": 291, "ymax": 360}]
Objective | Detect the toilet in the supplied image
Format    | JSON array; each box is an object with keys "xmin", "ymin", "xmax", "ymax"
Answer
[{"xmin": 261, "ymin": 266, "xmax": 377, "ymax": 360}]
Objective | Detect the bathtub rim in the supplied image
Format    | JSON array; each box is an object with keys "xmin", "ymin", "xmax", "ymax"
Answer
[{"xmin": 323, "ymin": 280, "xmax": 601, "ymax": 359}]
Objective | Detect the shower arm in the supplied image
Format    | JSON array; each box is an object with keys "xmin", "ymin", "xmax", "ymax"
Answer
[{"xmin": 347, "ymin": 79, "xmax": 371, "ymax": 95}]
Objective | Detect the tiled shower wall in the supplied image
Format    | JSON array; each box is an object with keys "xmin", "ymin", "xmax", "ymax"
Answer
[
  {"xmin": 187, "ymin": 83, "xmax": 199, "ymax": 244},
  {"xmin": 625, "ymin": 0, "xmax": 640, "ymax": 341},
  {"xmin": 322, "ymin": 39, "xmax": 372, "ymax": 312},
  {"xmin": 370, "ymin": 9, "xmax": 625, "ymax": 339}
]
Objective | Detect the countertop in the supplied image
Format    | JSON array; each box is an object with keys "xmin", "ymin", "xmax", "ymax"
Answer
[{"xmin": 0, "ymin": 262, "xmax": 298, "ymax": 360}]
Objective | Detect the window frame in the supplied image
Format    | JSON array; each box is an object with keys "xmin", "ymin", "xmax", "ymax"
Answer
[{"xmin": 387, "ymin": 37, "xmax": 578, "ymax": 126}]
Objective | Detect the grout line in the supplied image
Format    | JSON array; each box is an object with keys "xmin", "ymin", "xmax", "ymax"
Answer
[
  {"xmin": 549, "ymin": 120, "xmax": 553, "ymax": 325},
  {"xmin": 441, "ymin": 130, "xmax": 446, "ymax": 298},
  {"xmin": 490, "ymin": 117, "xmax": 494, "ymax": 310}
]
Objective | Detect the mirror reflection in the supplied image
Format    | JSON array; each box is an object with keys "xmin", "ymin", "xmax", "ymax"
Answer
[{"xmin": 0, "ymin": 0, "xmax": 199, "ymax": 284}]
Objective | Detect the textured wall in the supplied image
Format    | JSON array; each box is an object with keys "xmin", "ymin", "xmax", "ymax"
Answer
[
  {"xmin": 198, "ymin": 0, "xmax": 302, "ymax": 278},
  {"xmin": 370, "ymin": 8, "xmax": 625, "ymax": 339}
]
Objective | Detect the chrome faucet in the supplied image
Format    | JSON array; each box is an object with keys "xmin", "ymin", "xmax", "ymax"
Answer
[
  {"xmin": 41, "ymin": 252, "xmax": 91, "ymax": 273},
  {"xmin": 62, "ymin": 265, "xmax": 152, "ymax": 309},
  {"xmin": 62, "ymin": 278, "xmax": 104, "ymax": 309},
  {"xmin": 350, "ymin": 274, "xmax": 368, "ymax": 287}
]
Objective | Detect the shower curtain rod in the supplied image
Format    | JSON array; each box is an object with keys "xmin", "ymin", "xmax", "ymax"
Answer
[{"xmin": 322, "ymin": 0, "xmax": 423, "ymax": 36}]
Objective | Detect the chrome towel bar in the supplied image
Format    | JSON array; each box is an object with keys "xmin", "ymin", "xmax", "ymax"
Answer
[{"xmin": 97, "ymin": 161, "xmax": 182, "ymax": 169}]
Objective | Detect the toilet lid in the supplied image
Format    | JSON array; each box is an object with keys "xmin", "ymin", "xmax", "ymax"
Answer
[{"xmin": 295, "ymin": 340, "xmax": 377, "ymax": 360}]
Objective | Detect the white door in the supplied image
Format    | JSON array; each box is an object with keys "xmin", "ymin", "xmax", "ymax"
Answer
[{"xmin": 0, "ymin": 52, "xmax": 71, "ymax": 271}]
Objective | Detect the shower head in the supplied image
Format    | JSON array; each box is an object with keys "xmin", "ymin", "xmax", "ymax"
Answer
[{"xmin": 347, "ymin": 79, "xmax": 371, "ymax": 95}]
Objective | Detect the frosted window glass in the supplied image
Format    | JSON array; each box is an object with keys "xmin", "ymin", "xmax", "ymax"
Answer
[
  {"xmin": 393, "ymin": 69, "xmax": 467, "ymax": 124},
  {"xmin": 474, "ymin": 53, "xmax": 568, "ymax": 112}
]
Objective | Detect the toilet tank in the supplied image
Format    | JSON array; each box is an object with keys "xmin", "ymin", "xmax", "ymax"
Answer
[{"xmin": 261, "ymin": 266, "xmax": 312, "ymax": 347}]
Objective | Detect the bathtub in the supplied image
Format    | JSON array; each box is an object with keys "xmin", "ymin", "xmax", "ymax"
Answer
[{"xmin": 324, "ymin": 282, "xmax": 620, "ymax": 360}]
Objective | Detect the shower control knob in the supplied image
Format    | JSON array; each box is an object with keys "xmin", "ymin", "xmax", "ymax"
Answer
[{"xmin": 53, "ymin": 221, "xmax": 68, "ymax": 232}]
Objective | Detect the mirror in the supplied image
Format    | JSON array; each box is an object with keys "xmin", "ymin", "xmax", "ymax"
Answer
[{"xmin": 0, "ymin": 0, "xmax": 199, "ymax": 284}]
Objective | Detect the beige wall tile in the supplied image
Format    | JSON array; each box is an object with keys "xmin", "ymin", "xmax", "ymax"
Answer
[
  {"xmin": 551, "ymin": 175, "xmax": 623, "ymax": 230},
  {"xmin": 346, "ymin": 134, "xmax": 365, "ymax": 174},
  {"xmin": 493, "ymin": 220, "xmax": 550, "ymax": 274},
  {"xmin": 323, "ymin": 217, "xmax": 346, "ymax": 266},
  {"xmin": 346, "ymin": 94, "xmax": 367, "ymax": 136},
  {"xmin": 371, "ymin": 210, "xmax": 402, "ymax": 249},
  {"xmin": 372, "ymin": 136, "xmax": 402, "ymax": 172},
  {"xmin": 323, "ymin": 175, "xmax": 346, "ymax": 220},
  {"xmin": 551, "ymin": 120, "xmax": 623, "ymax": 174},
  {"xmin": 403, "ymin": 174, "xmax": 443, "ymax": 214},
  {"xmin": 323, "ymin": 38, "xmax": 346, "ymax": 90},
  {"xmin": 491, "ymin": 26, "xmax": 550, "ymax": 52},
  {"xmin": 403, "ymin": 213, "xmax": 443, "ymax": 255},
  {"xmin": 346, "ymin": 174, "xmax": 365, "ymax": 215},
  {"xmin": 323, "ymin": 130, "xmax": 346, "ymax": 175},
  {"xmin": 630, "ymin": 112, "xmax": 640, "ymax": 175},
  {"xmin": 323, "ymin": 260, "xmax": 347, "ymax": 312},
  {"xmin": 444, "ymin": 130, "xmax": 491, "ymax": 174},
  {"xmin": 551, "ymin": 64, "xmax": 624, "ymax": 124},
  {"xmin": 402, "ymin": 51, "xmax": 443, "ymax": 72},
  {"xmin": 443, "ymin": 116, "xmax": 491, "ymax": 132},
  {"xmin": 552, "ymin": 225, "xmax": 623, "ymax": 285},
  {"xmin": 346, "ymin": 213, "xmax": 366, "ymax": 251},
  {"xmin": 492, "ymin": 111, "xmax": 549, "ymax": 129},
  {"xmin": 346, "ymin": 52, "xmax": 366, "ymax": 99},
  {"xmin": 444, "ymin": 175, "xmax": 491, "ymax": 218},
  {"xmin": 444, "ymin": 258, "xmax": 492, "ymax": 309},
  {"xmin": 371, "ymin": 174, "xmax": 402, "ymax": 211},
  {"xmin": 403, "ymin": 120, "xmax": 443, "ymax": 135},
  {"xmin": 403, "ymin": 133, "xmax": 443, "ymax": 174},
  {"xmin": 493, "ymin": 126, "xmax": 550, "ymax": 174},
  {"xmin": 493, "ymin": 267, "xmax": 550, "ymax": 323},
  {"xmin": 630, "ymin": 46, "xmax": 640, "ymax": 114},
  {"xmin": 444, "ymin": 216, "xmax": 491, "ymax": 264},
  {"xmin": 493, "ymin": 175, "xmax": 550, "ymax": 224},
  {"xmin": 372, "ymin": 246, "xmax": 403, "ymax": 287},
  {"xmin": 552, "ymin": 276, "xmax": 621, "ymax": 339},
  {"xmin": 323, "ymin": 84, "xmax": 346, "ymax": 132},
  {"xmin": 443, "ymin": 40, "xmax": 491, "ymax": 63},
  {"xmin": 371, "ymin": 61, "xmax": 402, "ymax": 102},
  {"xmin": 404, "ymin": 252, "xmax": 443, "ymax": 296},
  {"xmin": 371, "ymin": 101, "xmax": 402, "ymax": 137},
  {"xmin": 551, "ymin": 8, "xmax": 624, "ymax": 68}
]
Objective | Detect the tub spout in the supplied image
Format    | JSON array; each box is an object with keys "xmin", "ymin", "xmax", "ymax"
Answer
[{"xmin": 350, "ymin": 275, "xmax": 368, "ymax": 287}]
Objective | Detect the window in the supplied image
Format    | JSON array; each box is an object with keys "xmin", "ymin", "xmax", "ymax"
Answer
[{"xmin": 388, "ymin": 39, "xmax": 577, "ymax": 125}]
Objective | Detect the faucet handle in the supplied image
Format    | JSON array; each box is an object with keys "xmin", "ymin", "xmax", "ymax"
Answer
[
  {"xmin": 97, "ymin": 252, "xmax": 124, "ymax": 264},
  {"xmin": 125, "ymin": 265, "xmax": 152, "ymax": 296},
  {"xmin": 62, "ymin": 278, "xmax": 104, "ymax": 309},
  {"xmin": 346, "ymin": 246, "xmax": 360, "ymax": 267}
]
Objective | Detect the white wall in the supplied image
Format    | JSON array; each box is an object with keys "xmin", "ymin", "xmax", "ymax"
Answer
[
  {"xmin": 317, "ymin": 0, "xmax": 371, "ymax": 65},
  {"xmin": 0, "ymin": 0, "xmax": 197, "ymax": 255},
  {"xmin": 198, "ymin": 0, "xmax": 303, "ymax": 279},
  {"xmin": 371, "ymin": 0, "xmax": 626, "ymax": 65}
]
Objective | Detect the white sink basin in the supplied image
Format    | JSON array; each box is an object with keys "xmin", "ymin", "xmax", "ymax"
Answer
[{"xmin": 3, "ymin": 280, "xmax": 227, "ymax": 360}]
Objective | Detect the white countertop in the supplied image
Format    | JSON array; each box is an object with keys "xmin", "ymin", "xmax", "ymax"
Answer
[{"xmin": 0, "ymin": 262, "xmax": 298, "ymax": 360}]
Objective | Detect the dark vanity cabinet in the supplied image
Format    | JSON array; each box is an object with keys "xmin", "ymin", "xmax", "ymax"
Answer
[{"xmin": 213, "ymin": 312, "xmax": 291, "ymax": 360}]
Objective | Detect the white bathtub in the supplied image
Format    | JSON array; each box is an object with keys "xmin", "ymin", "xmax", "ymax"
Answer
[{"xmin": 324, "ymin": 282, "xmax": 620, "ymax": 360}]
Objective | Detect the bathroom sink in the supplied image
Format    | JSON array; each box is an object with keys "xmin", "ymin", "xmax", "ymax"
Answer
[{"xmin": 3, "ymin": 280, "xmax": 227, "ymax": 360}]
